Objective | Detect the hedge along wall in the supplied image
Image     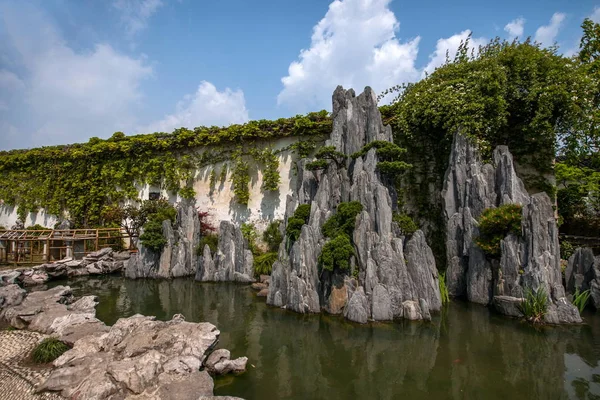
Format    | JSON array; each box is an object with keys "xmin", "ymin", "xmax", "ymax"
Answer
[{"xmin": 0, "ymin": 112, "xmax": 330, "ymax": 230}]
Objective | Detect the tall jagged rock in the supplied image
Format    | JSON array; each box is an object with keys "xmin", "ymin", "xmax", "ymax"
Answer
[
  {"xmin": 442, "ymin": 132, "xmax": 581, "ymax": 323},
  {"xmin": 565, "ymin": 248, "xmax": 600, "ymax": 309},
  {"xmin": 125, "ymin": 200, "xmax": 199, "ymax": 279},
  {"xmin": 195, "ymin": 221, "xmax": 255, "ymax": 283},
  {"xmin": 268, "ymin": 86, "xmax": 441, "ymax": 322}
]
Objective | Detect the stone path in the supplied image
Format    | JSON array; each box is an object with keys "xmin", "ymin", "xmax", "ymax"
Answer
[{"xmin": 0, "ymin": 330, "xmax": 63, "ymax": 400}]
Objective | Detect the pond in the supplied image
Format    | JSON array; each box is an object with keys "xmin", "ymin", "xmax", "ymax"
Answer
[{"xmin": 49, "ymin": 276, "xmax": 600, "ymax": 400}]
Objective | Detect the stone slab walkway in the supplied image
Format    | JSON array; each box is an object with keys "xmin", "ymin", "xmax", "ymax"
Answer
[{"xmin": 0, "ymin": 330, "xmax": 63, "ymax": 400}]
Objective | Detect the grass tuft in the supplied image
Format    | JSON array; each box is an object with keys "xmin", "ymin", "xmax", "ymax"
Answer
[
  {"xmin": 32, "ymin": 337, "xmax": 69, "ymax": 364},
  {"xmin": 518, "ymin": 287, "xmax": 548, "ymax": 324},
  {"xmin": 573, "ymin": 288, "xmax": 591, "ymax": 314},
  {"xmin": 439, "ymin": 272, "xmax": 450, "ymax": 305}
]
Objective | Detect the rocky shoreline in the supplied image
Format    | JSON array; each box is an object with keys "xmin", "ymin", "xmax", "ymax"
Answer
[{"xmin": 0, "ymin": 284, "xmax": 247, "ymax": 400}]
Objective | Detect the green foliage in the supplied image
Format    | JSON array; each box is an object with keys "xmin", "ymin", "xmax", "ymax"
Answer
[
  {"xmin": 197, "ymin": 233, "xmax": 219, "ymax": 255},
  {"xmin": 241, "ymin": 222, "xmax": 260, "ymax": 255},
  {"xmin": 352, "ymin": 140, "xmax": 412, "ymax": 178},
  {"xmin": 138, "ymin": 199, "xmax": 177, "ymax": 252},
  {"xmin": 475, "ymin": 204, "xmax": 523, "ymax": 257},
  {"xmin": 0, "ymin": 112, "xmax": 331, "ymax": 227},
  {"xmin": 560, "ymin": 239, "xmax": 575, "ymax": 260},
  {"xmin": 321, "ymin": 201, "xmax": 363, "ymax": 238},
  {"xmin": 231, "ymin": 158, "xmax": 251, "ymax": 206},
  {"xmin": 318, "ymin": 202, "xmax": 363, "ymax": 273},
  {"xmin": 219, "ymin": 164, "xmax": 228, "ymax": 185},
  {"xmin": 518, "ymin": 287, "xmax": 548, "ymax": 324},
  {"xmin": 254, "ymin": 149, "xmax": 280, "ymax": 191},
  {"xmin": 289, "ymin": 140, "xmax": 318, "ymax": 158},
  {"xmin": 319, "ymin": 234, "xmax": 355, "ymax": 272},
  {"xmin": 254, "ymin": 252, "xmax": 278, "ymax": 276},
  {"xmin": 209, "ymin": 169, "xmax": 217, "ymax": 193},
  {"xmin": 32, "ymin": 338, "xmax": 69, "ymax": 363},
  {"xmin": 305, "ymin": 145, "xmax": 346, "ymax": 171},
  {"xmin": 305, "ymin": 159, "xmax": 330, "ymax": 171},
  {"xmin": 439, "ymin": 272, "xmax": 450, "ymax": 305},
  {"xmin": 26, "ymin": 224, "xmax": 48, "ymax": 230},
  {"xmin": 556, "ymin": 162, "xmax": 600, "ymax": 236},
  {"xmin": 263, "ymin": 220, "xmax": 283, "ymax": 252},
  {"xmin": 573, "ymin": 288, "xmax": 592, "ymax": 314},
  {"xmin": 179, "ymin": 186, "xmax": 196, "ymax": 199},
  {"xmin": 392, "ymin": 213, "xmax": 418, "ymax": 236},
  {"xmin": 286, "ymin": 204, "xmax": 312, "ymax": 242}
]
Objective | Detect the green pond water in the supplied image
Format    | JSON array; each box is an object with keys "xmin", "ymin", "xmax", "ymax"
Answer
[{"xmin": 49, "ymin": 276, "xmax": 600, "ymax": 400}]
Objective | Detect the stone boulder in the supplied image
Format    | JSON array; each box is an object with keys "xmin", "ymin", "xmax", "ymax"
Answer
[
  {"xmin": 0, "ymin": 284, "xmax": 26, "ymax": 308},
  {"xmin": 269, "ymin": 86, "xmax": 442, "ymax": 323},
  {"xmin": 195, "ymin": 221, "xmax": 255, "ymax": 283},
  {"xmin": 204, "ymin": 349, "xmax": 248, "ymax": 375},
  {"xmin": 38, "ymin": 314, "xmax": 223, "ymax": 399},
  {"xmin": 126, "ymin": 200, "xmax": 199, "ymax": 280},
  {"xmin": 442, "ymin": 131, "xmax": 581, "ymax": 324},
  {"xmin": 565, "ymin": 247, "xmax": 600, "ymax": 309}
]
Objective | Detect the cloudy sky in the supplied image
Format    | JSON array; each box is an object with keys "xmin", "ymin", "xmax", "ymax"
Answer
[{"xmin": 0, "ymin": 0, "xmax": 597, "ymax": 150}]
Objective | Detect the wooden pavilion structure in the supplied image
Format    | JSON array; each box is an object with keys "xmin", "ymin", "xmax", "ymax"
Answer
[{"xmin": 0, "ymin": 228, "xmax": 133, "ymax": 266}]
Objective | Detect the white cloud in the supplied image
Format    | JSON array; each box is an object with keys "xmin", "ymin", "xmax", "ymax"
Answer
[
  {"xmin": 590, "ymin": 7, "xmax": 600, "ymax": 23},
  {"xmin": 534, "ymin": 12, "xmax": 566, "ymax": 47},
  {"xmin": 277, "ymin": 0, "xmax": 421, "ymax": 113},
  {"xmin": 504, "ymin": 17, "xmax": 525, "ymax": 39},
  {"xmin": 140, "ymin": 81, "xmax": 249, "ymax": 133},
  {"xmin": 0, "ymin": 3, "xmax": 153, "ymax": 149},
  {"xmin": 423, "ymin": 30, "xmax": 487, "ymax": 76},
  {"xmin": 113, "ymin": 0, "xmax": 163, "ymax": 38}
]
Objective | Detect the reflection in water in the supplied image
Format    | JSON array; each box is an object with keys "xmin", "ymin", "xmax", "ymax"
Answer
[{"xmin": 55, "ymin": 277, "xmax": 600, "ymax": 400}]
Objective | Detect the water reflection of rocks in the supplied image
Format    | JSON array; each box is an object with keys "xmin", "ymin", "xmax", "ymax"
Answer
[{"xmin": 64, "ymin": 277, "xmax": 600, "ymax": 400}]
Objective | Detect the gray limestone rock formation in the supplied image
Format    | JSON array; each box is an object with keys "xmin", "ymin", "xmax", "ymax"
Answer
[
  {"xmin": 126, "ymin": 199, "xmax": 200, "ymax": 279},
  {"xmin": 0, "ymin": 286, "xmax": 247, "ymax": 399},
  {"xmin": 565, "ymin": 247, "xmax": 600, "ymax": 309},
  {"xmin": 442, "ymin": 131, "xmax": 581, "ymax": 323},
  {"xmin": 195, "ymin": 221, "xmax": 255, "ymax": 283},
  {"xmin": 268, "ymin": 86, "xmax": 441, "ymax": 322}
]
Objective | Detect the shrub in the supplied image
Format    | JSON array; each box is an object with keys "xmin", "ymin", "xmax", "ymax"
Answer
[
  {"xmin": 393, "ymin": 213, "xmax": 418, "ymax": 236},
  {"xmin": 305, "ymin": 145, "xmax": 346, "ymax": 171},
  {"xmin": 321, "ymin": 201, "xmax": 363, "ymax": 238},
  {"xmin": 254, "ymin": 252, "xmax": 278, "ymax": 275},
  {"xmin": 573, "ymin": 288, "xmax": 591, "ymax": 314},
  {"xmin": 32, "ymin": 338, "xmax": 69, "ymax": 363},
  {"xmin": 560, "ymin": 240, "xmax": 575, "ymax": 260},
  {"xmin": 286, "ymin": 204, "xmax": 311, "ymax": 242},
  {"xmin": 241, "ymin": 222, "xmax": 260, "ymax": 255},
  {"xmin": 139, "ymin": 199, "xmax": 177, "ymax": 252},
  {"xmin": 351, "ymin": 141, "xmax": 412, "ymax": 177},
  {"xmin": 475, "ymin": 204, "xmax": 523, "ymax": 257},
  {"xmin": 263, "ymin": 220, "xmax": 283, "ymax": 252},
  {"xmin": 518, "ymin": 287, "xmax": 548, "ymax": 324},
  {"xmin": 179, "ymin": 186, "xmax": 196, "ymax": 199},
  {"xmin": 319, "ymin": 234, "xmax": 355, "ymax": 272},
  {"xmin": 197, "ymin": 233, "xmax": 219, "ymax": 255}
]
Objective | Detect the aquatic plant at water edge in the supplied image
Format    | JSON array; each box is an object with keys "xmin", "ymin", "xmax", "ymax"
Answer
[
  {"xmin": 475, "ymin": 204, "xmax": 523, "ymax": 257},
  {"xmin": 573, "ymin": 288, "xmax": 591, "ymax": 314},
  {"xmin": 439, "ymin": 272, "xmax": 450, "ymax": 305},
  {"xmin": 32, "ymin": 338, "xmax": 70, "ymax": 364},
  {"xmin": 518, "ymin": 287, "xmax": 548, "ymax": 324},
  {"xmin": 254, "ymin": 252, "xmax": 278, "ymax": 276}
]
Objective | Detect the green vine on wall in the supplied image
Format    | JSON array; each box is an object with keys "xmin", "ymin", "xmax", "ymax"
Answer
[{"xmin": 0, "ymin": 112, "xmax": 330, "ymax": 227}]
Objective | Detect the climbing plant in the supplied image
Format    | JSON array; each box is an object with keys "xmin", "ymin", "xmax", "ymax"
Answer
[{"xmin": 0, "ymin": 111, "xmax": 331, "ymax": 228}]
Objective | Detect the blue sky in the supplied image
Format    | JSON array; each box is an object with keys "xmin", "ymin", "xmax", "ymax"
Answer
[{"xmin": 0, "ymin": 0, "xmax": 598, "ymax": 150}]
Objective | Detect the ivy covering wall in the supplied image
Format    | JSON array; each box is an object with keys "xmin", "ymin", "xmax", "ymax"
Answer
[{"xmin": 0, "ymin": 111, "xmax": 330, "ymax": 227}]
